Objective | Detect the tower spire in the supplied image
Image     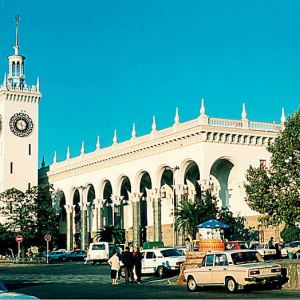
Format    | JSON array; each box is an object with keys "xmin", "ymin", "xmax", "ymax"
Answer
[
  {"xmin": 7, "ymin": 14, "xmax": 26, "ymax": 88},
  {"xmin": 14, "ymin": 14, "xmax": 20, "ymax": 55}
]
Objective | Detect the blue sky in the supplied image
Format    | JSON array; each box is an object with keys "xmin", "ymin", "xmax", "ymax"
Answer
[{"xmin": 1, "ymin": 1, "xmax": 299, "ymax": 166}]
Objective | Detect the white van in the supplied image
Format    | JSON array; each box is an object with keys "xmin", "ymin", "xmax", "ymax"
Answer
[{"xmin": 87, "ymin": 242, "xmax": 115, "ymax": 265}]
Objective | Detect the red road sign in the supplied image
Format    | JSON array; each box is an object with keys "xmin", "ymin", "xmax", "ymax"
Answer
[
  {"xmin": 16, "ymin": 235, "xmax": 23, "ymax": 243},
  {"xmin": 44, "ymin": 234, "xmax": 51, "ymax": 242}
]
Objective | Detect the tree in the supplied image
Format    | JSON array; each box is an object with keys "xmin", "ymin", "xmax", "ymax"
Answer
[
  {"xmin": 280, "ymin": 224, "xmax": 300, "ymax": 243},
  {"xmin": 94, "ymin": 225, "xmax": 125, "ymax": 244},
  {"xmin": 0, "ymin": 185, "xmax": 59, "ymax": 252},
  {"xmin": 175, "ymin": 190, "xmax": 220, "ymax": 240},
  {"xmin": 245, "ymin": 109, "xmax": 300, "ymax": 227}
]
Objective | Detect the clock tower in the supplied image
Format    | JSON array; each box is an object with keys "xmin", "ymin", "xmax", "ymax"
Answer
[{"xmin": 0, "ymin": 15, "xmax": 41, "ymax": 192}]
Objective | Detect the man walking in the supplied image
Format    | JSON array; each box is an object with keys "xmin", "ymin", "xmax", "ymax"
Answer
[{"xmin": 122, "ymin": 247, "xmax": 135, "ymax": 284}]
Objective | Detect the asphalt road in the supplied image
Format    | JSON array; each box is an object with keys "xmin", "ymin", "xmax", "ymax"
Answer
[{"xmin": 1, "ymin": 261, "xmax": 300, "ymax": 299}]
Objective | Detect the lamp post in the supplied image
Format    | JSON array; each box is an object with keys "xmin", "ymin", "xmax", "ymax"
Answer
[
  {"xmin": 77, "ymin": 185, "xmax": 87, "ymax": 250},
  {"xmin": 165, "ymin": 166, "xmax": 179, "ymax": 247}
]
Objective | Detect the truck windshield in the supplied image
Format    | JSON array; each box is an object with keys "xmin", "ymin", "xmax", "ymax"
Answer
[
  {"xmin": 161, "ymin": 249, "xmax": 182, "ymax": 257},
  {"xmin": 231, "ymin": 251, "xmax": 263, "ymax": 264}
]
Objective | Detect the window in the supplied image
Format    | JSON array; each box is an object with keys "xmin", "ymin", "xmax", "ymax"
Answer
[
  {"xmin": 146, "ymin": 252, "xmax": 156, "ymax": 259},
  {"xmin": 205, "ymin": 255, "xmax": 214, "ymax": 267},
  {"xmin": 92, "ymin": 244, "xmax": 105, "ymax": 250},
  {"xmin": 10, "ymin": 162, "xmax": 13, "ymax": 174},
  {"xmin": 214, "ymin": 254, "xmax": 228, "ymax": 266}
]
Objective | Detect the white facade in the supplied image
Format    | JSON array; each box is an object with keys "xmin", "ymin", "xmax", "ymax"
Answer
[{"xmin": 40, "ymin": 101, "xmax": 284, "ymax": 250}]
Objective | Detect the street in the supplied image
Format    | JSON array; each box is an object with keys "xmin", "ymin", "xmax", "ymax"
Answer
[{"xmin": 1, "ymin": 262, "xmax": 300, "ymax": 299}]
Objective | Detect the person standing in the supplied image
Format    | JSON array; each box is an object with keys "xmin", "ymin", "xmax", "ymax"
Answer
[
  {"xmin": 122, "ymin": 247, "xmax": 135, "ymax": 284},
  {"xmin": 133, "ymin": 246, "xmax": 143, "ymax": 284},
  {"xmin": 268, "ymin": 237, "xmax": 275, "ymax": 249},
  {"xmin": 107, "ymin": 250, "xmax": 120, "ymax": 285},
  {"xmin": 185, "ymin": 238, "xmax": 194, "ymax": 252}
]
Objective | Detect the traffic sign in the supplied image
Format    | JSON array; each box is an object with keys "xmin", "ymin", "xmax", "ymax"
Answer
[
  {"xmin": 16, "ymin": 235, "xmax": 23, "ymax": 243},
  {"xmin": 44, "ymin": 234, "xmax": 51, "ymax": 242}
]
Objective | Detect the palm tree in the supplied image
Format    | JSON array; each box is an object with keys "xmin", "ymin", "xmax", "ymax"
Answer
[
  {"xmin": 174, "ymin": 189, "xmax": 220, "ymax": 239},
  {"xmin": 94, "ymin": 225, "xmax": 125, "ymax": 244}
]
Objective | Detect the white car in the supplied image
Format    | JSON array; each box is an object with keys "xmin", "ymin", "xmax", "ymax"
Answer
[
  {"xmin": 120, "ymin": 248, "xmax": 186, "ymax": 278},
  {"xmin": 184, "ymin": 250, "xmax": 283, "ymax": 293},
  {"xmin": 252, "ymin": 243, "xmax": 276, "ymax": 258},
  {"xmin": 0, "ymin": 279, "xmax": 39, "ymax": 299}
]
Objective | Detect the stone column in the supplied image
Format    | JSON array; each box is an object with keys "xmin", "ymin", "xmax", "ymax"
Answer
[
  {"xmin": 93, "ymin": 199, "xmax": 104, "ymax": 232},
  {"xmin": 64, "ymin": 204, "xmax": 75, "ymax": 251},
  {"xmin": 111, "ymin": 196, "xmax": 124, "ymax": 228},
  {"xmin": 175, "ymin": 185, "xmax": 186, "ymax": 246},
  {"xmin": 130, "ymin": 193, "xmax": 143, "ymax": 247},
  {"xmin": 79, "ymin": 202, "xmax": 90, "ymax": 250},
  {"xmin": 152, "ymin": 189, "xmax": 162, "ymax": 242}
]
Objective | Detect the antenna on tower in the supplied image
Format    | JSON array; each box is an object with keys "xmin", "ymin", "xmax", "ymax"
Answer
[{"xmin": 14, "ymin": 14, "xmax": 20, "ymax": 55}]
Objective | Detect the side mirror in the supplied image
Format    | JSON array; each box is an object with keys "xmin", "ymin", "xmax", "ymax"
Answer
[{"xmin": 197, "ymin": 264, "xmax": 202, "ymax": 268}]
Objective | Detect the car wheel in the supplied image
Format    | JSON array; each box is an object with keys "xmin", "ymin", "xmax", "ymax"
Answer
[
  {"xmin": 187, "ymin": 276, "xmax": 199, "ymax": 292},
  {"xmin": 120, "ymin": 266, "xmax": 126, "ymax": 278},
  {"xmin": 91, "ymin": 261, "xmax": 96, "ymax": 266},
  {"xmin": 226, "ymin": 277, "xmax": 238, "ymax": 293},
  {"xmin": 62, "ymin": 257, "xmax": 66, "ymax": 261},
  {"xmin": 157, "ymin": 266, "xmax": 166, "ymax": 278}
]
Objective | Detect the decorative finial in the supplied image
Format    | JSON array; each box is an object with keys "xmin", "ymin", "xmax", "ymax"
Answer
[
  {"xmin": 14, "ymin": 14, "xmax": 20, "ymax": 55},
  {"xmin": 241, "ymin": 103, "xmax": 247, "ymax": 120},
  {"xmin": 200, "ymin": 98, "xmax": 206, "ymax": 115},
  {"xmin": 113, "ymin": 130, "xmax": 118, "ymax": 144},
  {"xmin": 41, "ymin": 156, "xmax": 45, "ymax": 167},
  {"xmin": 96, "ymin": 136, "xmax": 101, "ymax": 150},
  {"xmin": 66, "ymin": 147, "xmax": 71, "ymax": 159},
  {"xmin": 174, "ymin": 107, "xmax": 180, "ymax": 124},
  {"xmin": 81, "ymin": 142, "xmax": 85, "ymax": 155},
  {"xmin": 151, "ymin": 116, "xmax": 157, "ymax": 132},
  {"xmin": 281, "ymin": 108, "xmax": 286, "ymax": 124},
  {"xmin": 2, "ymin": 74, "xmax": 7, "ymax": 88},
  {"xmin": 53, "ymin": 151, "xmax": 57, "ymax": 163},
  {"xmin": 131, "ymin": 123, "xmax": 137, "ymax": 138}
]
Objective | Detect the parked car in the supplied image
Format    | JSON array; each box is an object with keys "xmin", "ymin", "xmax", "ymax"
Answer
[
  {"xmin": 0, "ymin": 279, "xmax": 39, "ymax": 299},
  {"xmin": 65, "ymin": 250, "xmax": 87, "ymax": 261},
  {"xmin": 120, "ymin": 247, "xmax": 186, "ymax": 278},
  {"xmin": 225, "ymin": 241, "xmax": 248, "ymax": 250},
  {"xmin": 45, "ymin": 251, "xmax": 67, "ymax": 262},
  {"xmin": 87, "ymin": 242, "xmax": 115, "ymax": 265},
  {"xmin": 280, "ymin": 242, "xmax": 300, "ymax": 258},
  {"xmin": 252, "ymin": 243, "xmax": 276, "ymax": 259},
  {"xmin": 184, "ymin": 250, "xmax": 284, "ymax": 293}
]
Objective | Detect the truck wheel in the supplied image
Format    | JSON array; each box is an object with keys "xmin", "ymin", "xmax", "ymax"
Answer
[
  {"xmin": 226, "ymin": 277, "xmax": 238, "ymax": 293},
  {"xmin": 187, "ymin": 276, "xmax": 199, "ymax": 292},
  {"xmin": 157, "ymin": 266, "xmax": 166, "ymax": 278}
]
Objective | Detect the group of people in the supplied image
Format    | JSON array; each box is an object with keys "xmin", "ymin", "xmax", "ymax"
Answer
[{"xmin": 107, "ymin": 244, "xmax": 142, "ymax": 285}]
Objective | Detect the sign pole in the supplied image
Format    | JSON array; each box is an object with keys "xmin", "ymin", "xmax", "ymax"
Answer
[
  {"xmin": 44, "ymin": 234, "xmax": 52, "ymax": 264},
  {"xmin": 18, "ymin": 241, "xmax": 20, "ymax": 260},
  {"xmin": 47, "ymin": 240, "xmax": 49, "ymax": 264}
]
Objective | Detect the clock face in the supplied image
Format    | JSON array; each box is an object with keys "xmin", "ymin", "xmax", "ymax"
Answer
[{"xmin": 9, "ymin": 112, "xmax": 33, "ymax": 137}]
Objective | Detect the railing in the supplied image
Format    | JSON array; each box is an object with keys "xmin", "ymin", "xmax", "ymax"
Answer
[{"xmin": 50, "ymin": 115, "xmax": 283, "ymax": 169}]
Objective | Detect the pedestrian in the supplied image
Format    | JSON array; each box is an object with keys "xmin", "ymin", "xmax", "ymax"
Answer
[
  {"xmin": 185, "ymin": 237, "xmax": 194, "ymax": 252},
  {"xmin": 268, "ymin": 237, "xmax": 275, "ymax": 249},
  {"xmin": 133, "ymin": 246, "xmax": 142, "ymax": 284},
  {"xmin": 122, "ymin": 246, "xmax": 135, "ymax": 284},
  {"xmin": 107, "ymin": 250, "xmax": 120, "ymax": 285},
  {"xmin": 128, "ymin": 243, "xmax": 134, "ymax": 252},
  {"xmin": 116, "ymin": 244, "xmax": 122, "ymax": 261}
]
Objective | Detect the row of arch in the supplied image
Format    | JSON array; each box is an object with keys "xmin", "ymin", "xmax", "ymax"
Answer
[{"xmin": 55, "ymin": 157, "xmax": 243, "ymax": 249}]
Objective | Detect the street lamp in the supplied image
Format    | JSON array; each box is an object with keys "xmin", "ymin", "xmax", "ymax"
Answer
[
  {"xmin": 165, "ymin": 166, "xmax": 179, "ymax": 247},
  {"xmin": 77, "ymin": 185, "xmax": 87, "ymax": 250}
]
